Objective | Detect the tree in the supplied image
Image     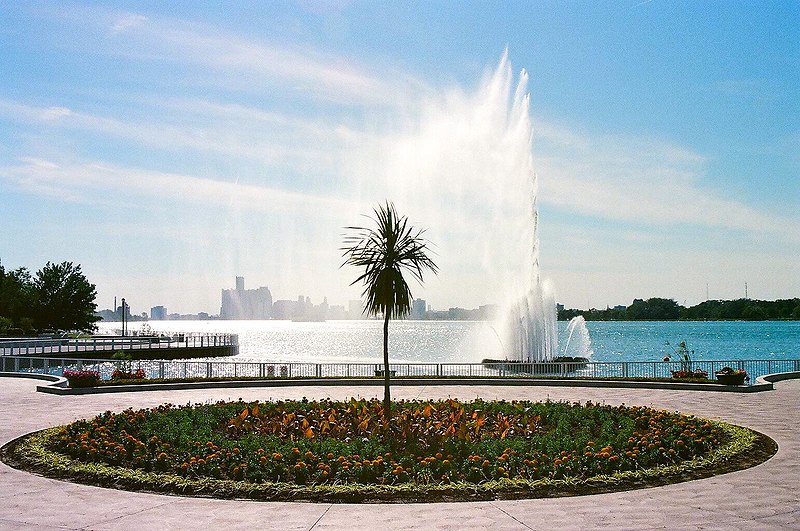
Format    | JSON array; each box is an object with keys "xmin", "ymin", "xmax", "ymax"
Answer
[
  {"xmin": 0, "ymin": 263, "xmax": 36, "ymax": 335},
  {"xmin": 625, "ymin": 298, "xmax": 681, "ymax": 320},
  {"xmin": 342, "ymin": 202, "xmax": 438, "ymax": 420},
  {"xmin": 33, "ymin": 261, "xmax": 100, "ymax": 333}
]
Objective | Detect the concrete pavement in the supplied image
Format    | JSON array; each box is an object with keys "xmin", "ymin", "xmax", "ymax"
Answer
[{"xmin": 1, "ymin": 376, "xmax": 798, "ymax": 530}]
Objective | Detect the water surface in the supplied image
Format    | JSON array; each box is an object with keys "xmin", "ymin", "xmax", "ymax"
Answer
[{"xmin": 97, "ymin": 320, "xmax": 800, "ymax": 364}]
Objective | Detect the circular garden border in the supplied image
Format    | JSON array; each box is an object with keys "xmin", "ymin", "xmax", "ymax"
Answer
[{"xmin": 0, "ymin": 401, "xmax": 777, "ymax": 503}]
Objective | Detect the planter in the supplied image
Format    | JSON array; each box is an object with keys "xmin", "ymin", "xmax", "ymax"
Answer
[
  {"xmin": 67, "ymin": 377, "xmax": 99, "ymax": 388},
  {"xmin": 715, "ymin": 372, "xmax": 746, "ymax": 385}
]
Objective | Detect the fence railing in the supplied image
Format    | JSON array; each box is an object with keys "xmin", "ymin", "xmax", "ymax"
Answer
[
  {"xmin": 0, "ymin": 334, "xmax": 238, "ymax": 357},
  {"xmin": 3, "ymin": 356, "xmax": 799, "ymax": 384}
]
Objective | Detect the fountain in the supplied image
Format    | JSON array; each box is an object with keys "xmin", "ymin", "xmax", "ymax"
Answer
[
  {"xmin": 470, "ymin": 54, "xmax": 590, "ymax": 372},
  {"xmin": 563, "ymin": 315, "xmax": 593, "ymax": 360},
  {"xmin": 379, "ymin": 51, "xmax": 590, "ymax": 368},
  {"xmin": 497, "ymin": 58, "xmax": 558, "ymax": 366}
]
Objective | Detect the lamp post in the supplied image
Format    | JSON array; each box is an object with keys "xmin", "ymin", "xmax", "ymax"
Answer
[{"xmin": 121, "ymin": 298, "xmax": 127, "ymax": 337}]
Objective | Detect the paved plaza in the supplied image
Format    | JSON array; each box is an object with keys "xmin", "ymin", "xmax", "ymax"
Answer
[{"xmin": 1, "ymin": 376, "xmax": 798, "ymax": 530}]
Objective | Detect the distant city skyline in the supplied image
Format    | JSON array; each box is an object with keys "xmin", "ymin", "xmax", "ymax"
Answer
[
  {"xmin": 2, "ymin": 3, "xmax": 798, "ymax": 313},
  {"xmin": 98, "ymin": 274, "xmax": 787, "ymax": 322}
]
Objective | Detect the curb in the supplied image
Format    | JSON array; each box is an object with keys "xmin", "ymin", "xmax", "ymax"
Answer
[
  {"xmin": 30, "ymin": 375, "xmax": 776, "ymax": 395},
  {"xmin": 0, "ymin": 372, "xmax": 67, "ymax": 386},
  {"xmin": 756, "ymin": 371, "xmax": 800, "ymax": 385}
]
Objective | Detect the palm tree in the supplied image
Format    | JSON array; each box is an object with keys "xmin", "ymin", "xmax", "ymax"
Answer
[{"xmin": 342, "ymin": 202, "xmax": 438, "ymax": 420}]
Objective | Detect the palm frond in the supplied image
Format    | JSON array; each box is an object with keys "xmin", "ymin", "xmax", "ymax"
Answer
[{"xmin": 341, "ymin": 202, "xmax": 438, "ymax": 318}]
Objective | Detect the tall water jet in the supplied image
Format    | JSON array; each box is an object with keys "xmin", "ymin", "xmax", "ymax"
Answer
[{"xmin": 499, "ymin": 63, "xmax": 558, "ymax": 363}]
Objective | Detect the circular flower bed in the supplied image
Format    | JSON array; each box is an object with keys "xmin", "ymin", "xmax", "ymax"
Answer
[{"xmin": 4, "ymin": 398, "xmax": 769, "ymax": 502}]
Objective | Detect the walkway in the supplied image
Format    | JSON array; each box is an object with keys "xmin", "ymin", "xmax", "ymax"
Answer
[{"xmin": 1, "ymin": 377, "xmax": 798, "ymax": 530}]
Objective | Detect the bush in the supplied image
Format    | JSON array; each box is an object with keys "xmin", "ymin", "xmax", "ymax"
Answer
[
  {"xmin": 62, "ymin": 369, "xmax": 100, "ymax": 388},
  {"xmin": 111, "ymin": 368, "xmax": 146, "ymax": 380}
]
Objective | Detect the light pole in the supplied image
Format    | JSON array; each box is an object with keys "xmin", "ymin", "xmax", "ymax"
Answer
[{"xmin": 121, "ymin": 297, "xmax": 127, "ymax": 337}]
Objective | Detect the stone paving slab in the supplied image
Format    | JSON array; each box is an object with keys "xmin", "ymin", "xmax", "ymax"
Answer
[{"xmin": 1, "ymin": 376, "xmax": 798, "ymax": 530}]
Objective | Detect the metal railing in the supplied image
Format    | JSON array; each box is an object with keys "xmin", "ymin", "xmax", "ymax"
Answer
[
  {"xmin": 0, "ymin": 334, "xmax": 238, "ymax": 357},
  {"xmin": 3, "ymin": 356, "xmax": 799, "ymax": 384}
]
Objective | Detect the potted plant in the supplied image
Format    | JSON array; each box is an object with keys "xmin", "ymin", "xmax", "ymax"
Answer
[
  {"xmin": 664, "ymin": 341, "xmax": 707, "ymax": 380},
  {"xmin": 715, "ymin": 366, "xmax": 748, "ymax": 385},
  {"xmin": 63, "ymin": 369, "xmax": 101, "ymax": 388}
]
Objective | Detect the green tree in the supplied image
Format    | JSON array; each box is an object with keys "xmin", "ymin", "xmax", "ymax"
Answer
[
  {"xmin": 342, "ymin": 202, "xmax": 438, "ymax": 420},
  {"xmin": 33, "ymin": 261, "xmax": 100, "ymax": 333},
  {"xmin": 626, "ymin": 298, "xmax": 682, "ymax": 320},
  {"xmin": 0, "ymin": 263, "xmax": 36, "ymax": 335}
]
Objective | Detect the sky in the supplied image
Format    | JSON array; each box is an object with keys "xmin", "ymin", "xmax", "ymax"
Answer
[{"xmin": 1, "ymin": 1, "xmax": 798, "ymax": 315}]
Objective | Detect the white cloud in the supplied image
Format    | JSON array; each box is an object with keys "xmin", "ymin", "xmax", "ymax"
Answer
[
  {"xmin": 0, "ymin": 98, "xmax": 376, "ymax": 181},
  {"xmin": 110, "ymin": 13, "xmax": 148, "ymax": 33},
  {"xmin": 49, "ymin": 6, "xmax": 428, "ymax": 107},
  {"xmin": 2, "ymin": 157, "xmax": 352, "ymax": 216},
  {"xmin": 39, "ymin": 106, "xmax": 73, "ymax": 121},
  {"xmin": 534, "ymin": 123, "xmax": 796, "ymax": 237}
]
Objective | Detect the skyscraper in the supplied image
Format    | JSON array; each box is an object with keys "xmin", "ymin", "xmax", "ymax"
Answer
[{"xmin": 220, "ymin": 277, "xmax": 273, "ymax": 319}]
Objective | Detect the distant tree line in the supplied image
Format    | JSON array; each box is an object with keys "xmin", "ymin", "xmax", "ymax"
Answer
[
  {"xmin": 559, "ymin": 297, "xmax": 800, "ymax": 321},
  {"xmin": 0, "ymin": 260, "xmax": 100, "ymax": 336}
]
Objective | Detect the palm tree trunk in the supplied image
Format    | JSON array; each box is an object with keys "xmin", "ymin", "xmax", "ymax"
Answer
[{"xmin": 383, "ymin": 311, "xmax": 391, "ymax": 420}]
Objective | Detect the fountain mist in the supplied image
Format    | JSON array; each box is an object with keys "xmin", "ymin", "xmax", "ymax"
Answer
[{"xmin": 373, "ymin": 51, "xmax": 562, "ymax": 362}]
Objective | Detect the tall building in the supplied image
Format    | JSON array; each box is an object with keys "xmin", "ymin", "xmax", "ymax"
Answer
[
  {"xmin": 220, "ymin": 277, "xmax": 273, "ymax": 319},
  {"xmin": 411, "ymin": 298, "xmax": 427, "ymax": 320},
  {"xmin": 150, "ymin": 306, "xmax": 167, "ymax": 320}
]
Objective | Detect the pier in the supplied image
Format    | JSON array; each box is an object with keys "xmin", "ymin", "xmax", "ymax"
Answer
[{"xmin": 0, "ymin": 333, "xmax": 238, "ymax": 360}]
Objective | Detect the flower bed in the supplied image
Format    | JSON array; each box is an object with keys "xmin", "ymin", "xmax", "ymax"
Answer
[
  {"xmin": 111, "ymin": 368, "xmax": 146, "ymax": 380},
  {"xmin": 15, "ymin": 397, "xmax": 757, "ymax": 501},
  {"xmin": 670, "ymin": 369, "xmax": 708, "ymax": 380}
]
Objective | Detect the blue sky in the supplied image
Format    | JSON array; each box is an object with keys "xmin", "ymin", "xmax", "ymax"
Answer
[{"xmin": 1, "ymin": 1, "xmax": 798, "ymax": 314}]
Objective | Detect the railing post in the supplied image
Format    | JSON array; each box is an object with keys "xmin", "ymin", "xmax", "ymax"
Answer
[
  {"xmin": 316, "ymin": 364, "xmax": 321, "ymax": 378},
  {"xmin": 159, "ymin": 361, "xmax": 164, "ymax": 379},
  {"xmin": 206, "ymin": 362, "xmax": 212, "ymax": 378}
]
